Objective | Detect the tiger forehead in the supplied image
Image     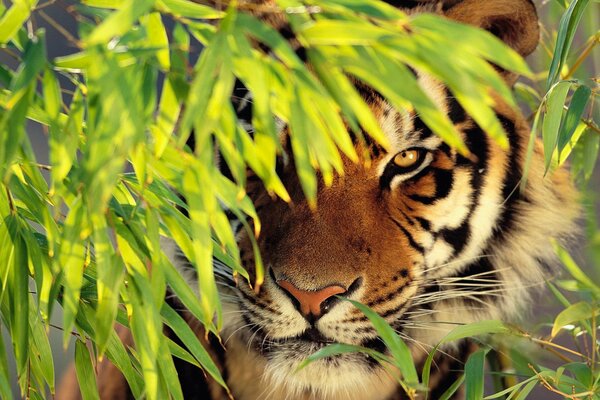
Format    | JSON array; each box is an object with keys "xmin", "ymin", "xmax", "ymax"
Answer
[{"xmin": 356, "ymin": 74, "xmax": 448, "ymax": 154}]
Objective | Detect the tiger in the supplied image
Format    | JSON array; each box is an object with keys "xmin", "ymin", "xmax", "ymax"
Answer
[{"xmin": 57, "ymin": 0, "xmax": 580, "ymax": 399}]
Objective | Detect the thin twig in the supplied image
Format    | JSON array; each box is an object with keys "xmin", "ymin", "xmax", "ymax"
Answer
[
  {"xmin": 563, "ymin": 33, "xmax": 600, "ymax": 80},
  {"xmin": 582, "ymin": 118, "xmax": 600, "ymax": 135},
  {"xmin": 37, "ymin": 10, "xmax": 81, "ymax": 47}
]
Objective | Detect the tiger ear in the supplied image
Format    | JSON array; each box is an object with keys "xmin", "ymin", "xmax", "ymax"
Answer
[{"xmin": 445, "ymin": 0, "xmax": 539, "ymax": 84}]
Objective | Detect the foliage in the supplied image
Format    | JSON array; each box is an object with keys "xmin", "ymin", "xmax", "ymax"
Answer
[{"xmin": 0, "ymin": 0, "xmax": 597, "ymax": 400}]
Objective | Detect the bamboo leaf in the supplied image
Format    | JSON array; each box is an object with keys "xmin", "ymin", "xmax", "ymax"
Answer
[
  {"xmin": 29, "ymin": 301, "xmax": 55, "ymax": 393},
  {"xmin": 546, "ymin": 0, "xmax": 591, "ymax": 88},
  {"xmin": 60, "ymin": 198, "xmax": 89, "ymax": 343},
  {"xmin": 74, "ymin": 340, "xmax": 100, "ymax": 400},
  {"xmin": 298, "ymin": 343, "xmax": 392, "ymax": 371},
  {"xmin": 0, "ymin": 331, "xmax": 13, "ymax": 400},
  {"xmin": 161, "ymin": 304, "xmax": 228, "ymax": 390},
  {"xmin": 557, "ymin": 84, "xmax": 591, "ymax": 156},
  {"xmin": 157, "ymin": 0, "xmax": 224, "ymax": 19},
  {"xmin": 343, "ymin": 298, "xmax": 418, "ymax": 385},
  {"xmin": 542, "ymin": 81, "xmax": 572, "ymax": 170},
  {"xmin": 0, "ymin": 0, "xmax": 39, "ymax": 44},
  {"xmin": 141, "ymin": 12, "xmax": 170, "ymax": 70},
  {"xmin": 6, "ymin": 217, "xmax": 29, "ymax": 378},
  {"xmin": 465, "ymin": 348, "xmax": 489, "ymax": 400},
  {"xmin": 84, "ymin": 0, "xmax": 155, "ymax": 46},
  {"xmin": 92, "ymin": 212, "xmax": 124, "ymax": 356},
  {"xmin": 551, "ymin": 302, "xmax": 594, "ymax": 338}
]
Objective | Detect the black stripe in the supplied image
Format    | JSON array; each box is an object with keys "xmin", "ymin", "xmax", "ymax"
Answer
[
  {"xmin": 366, "ymin": 283, "xmax": 409, "ymax": 307},
  {"xmin": 380, "ymin": 297, "xmax": 414, "ymax": 318},
  {"xmin": 445, "ymin": 89, "xmax": 467, "ymax": 124},
  {"xmin": 382, "ymin": 0, "xmax": 426, "ymax": 9},
  {"xmin": 438, "ymin": 220, "xmax": 470, "ymax": 256},
  {"xmin": 492, "ymin": 115, "xmax": 524, "ymax": 238},
  {"xmin": 440, "ymin": 123, "xmax": 490, "ymax": 258},
  {"xmin": 415, "ymin": 216, "xmax": 431, "ymax": 231},
  {"xmin": 408, "ymin": 168, "xmax": 454, "ymax": 205},
  {"xmin": 277, "ymin": 24, "xmax": 307, "ymax": 62},
  {"xmin": 390, "ymin": 217, "xmax": 425, "ymax": 254},
  {"xmin": 398, "ymin": 208, "xmax": 416, "ymax": 226},
  {"xmin": 412, "ymin": 115, "xmax": 434, "ymax": 141}
]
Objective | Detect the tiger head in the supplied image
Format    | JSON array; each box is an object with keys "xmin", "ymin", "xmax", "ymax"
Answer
[{"xmin": 179, "ymin": 1, "xmax": 579, "ymax": 399}]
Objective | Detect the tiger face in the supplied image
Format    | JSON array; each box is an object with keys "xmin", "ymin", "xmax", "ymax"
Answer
[{"xmin": 182, "ymin": 1, "xmax": 579, "ymax": 399}]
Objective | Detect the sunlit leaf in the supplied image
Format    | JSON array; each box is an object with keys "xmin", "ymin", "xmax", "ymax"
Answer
[
  {"xmin": 557, "ymin": 84, "xmax": 591, "ymax": 157},
  {"xmin": 0, "ymin": 0, "xmax": 39, "ymax": 44},
  {"xmin": 542, "ymin": 80, "xmax": 572, "ymax": 170},
  {"xmin": 551, "ymin": 302, "xmax": 595, "ymax": 338}
]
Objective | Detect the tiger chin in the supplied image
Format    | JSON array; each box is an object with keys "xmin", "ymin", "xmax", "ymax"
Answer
[{"xmin": 58, "ymin": 0, "xmax": 580, "ymax": 399}]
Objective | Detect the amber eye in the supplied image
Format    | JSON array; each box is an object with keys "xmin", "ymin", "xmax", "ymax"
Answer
[
  {"xmin": 393, "ymin": 149, "xmax": 421, "ymax": 168},
  {"xmin": 380, "ymin": 148, "xmax": 429, "ymax": 189}
]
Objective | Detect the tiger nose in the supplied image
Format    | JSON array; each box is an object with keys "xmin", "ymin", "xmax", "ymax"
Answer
[{"xmin": 277, "ymin": 280, "xmax": 346, "ymax": 318}]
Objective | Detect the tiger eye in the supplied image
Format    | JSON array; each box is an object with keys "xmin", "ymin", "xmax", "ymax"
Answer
[{"xmin": 394, "ymin": 150, "xmax": 420, "ymax": 168}]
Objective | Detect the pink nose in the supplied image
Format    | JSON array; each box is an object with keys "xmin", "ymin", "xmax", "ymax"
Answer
[{"xmin": 277, "ymin": 280, "xmax": 346, "ymax": 317}]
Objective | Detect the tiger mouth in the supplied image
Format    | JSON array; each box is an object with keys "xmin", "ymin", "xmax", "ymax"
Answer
[
  {"xmin": 243, "ymin": 326, "xmax": 336, "ymax": 355},
  {"xmin": 239, "ymin": 322, "xmax": 389, "ymax": 361},
  {"xmin": 293, "ymin": 327, "xmax": 336, "ymax": 345}
]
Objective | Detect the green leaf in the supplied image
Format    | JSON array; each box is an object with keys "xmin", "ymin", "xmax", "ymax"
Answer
[
  {"xmin": 156, "ymin": 337, "xmax": 184, "ymax": 400},
  {"xmin": 553, "ymin": 241, "xmax": 600, "ymax": 294},
  {"xmin": 343, "ymin": 298, "xmax": 418, "ymax": 385},
  {"xmin": 0, "ymin": 330, "xmax": 13, "ymax": 400},
  {"xmin": 9, "ymin": 30, "xmax": 47, "ymax": 96},
  {"xmin": 29, "ymin": 301, "xmax": 55, "ymax": 393},
  {"xmin": 42, "ymin": 67, "xmax": 62, "ymax": 120},
  {"xmin": 542, "ymin": 81, "xmax": 572, "ymax": 170},
  {"xmin": 161, "ymin": 304, "xmax": 228, "ymax": 390},
  {"xmin": 551, "ymin": 302, "xmax": 595, "ymax": 338},
  {"xmin": 514, "ymin": 380, "xmax": 539, "ymax": 400},
  {"xmin": 422, "ymin": 320, "xmax": 508, "ymax": 390},
  {"xmin": 557, "ymin": 84, "xmax": 591, "ymax": 156},
  {"xmin": 92, "ymin": 213, "xmax": 124, "ymax": 356},
  {"xmin": 74, "ymin": 340, "xmax": 100, "ymax": 400},
  {"xmin": 6, "ymin": 218, "xmax": 29, "ymax": 378},
  {"xmin": 126, "ymin": 273, "xmax": 162, "ymax": 400},
  {"xmin": 141, "ymin": 12, "xmax": 170, "ymax": 70},
  {"xmin": 151, "ymin": 74, "xmax": 180, "ymax": 158},
  {"xmin": 50, "ymin": 86, "xmax": 82, "ymax": 190},
  {"xmin": 298, "ymin": 343, "xmax": 392, "ymax": 371},
  {"xmin": 156, "ymin": 0, "xmax": 224, "ymax": 19},
  {"xmin": 84, "ymin": 0, "xmax": 155, "ymax": 46},
  {"xmin": 464, "ymin": 348, "xmax": 489, "ymax": 400},
  {"xmin": 441, "ymin": 320, "xmax": 509, "ymax": 343},
  {"xmin": 60, "ymin": 198, "xmax": 89, "ymax": 344},
  {"xmin": 301, "ymin": 20, "xmax": 401, "ymax": 45},
  {"xmin": 546, "ymin": 0, "xmax": 591, "ymax": 88},
  {"xmin": 104, "ymin": 329, "xmax": 143, "ymax": 398},
  {"xmin": 579, "ymin": 129, "xmax": 599, "ymax": 180},
  {"xmin": 0, "ymin": 0, "xmax": 39, "ymax": 44}
]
